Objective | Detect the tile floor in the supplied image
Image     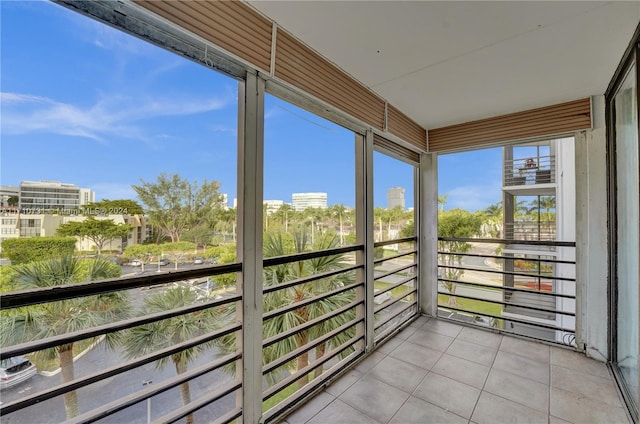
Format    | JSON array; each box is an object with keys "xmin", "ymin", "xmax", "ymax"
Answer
[{"xmin": 280, "ymin": 316, "xmax": 631, "ymax": 424}]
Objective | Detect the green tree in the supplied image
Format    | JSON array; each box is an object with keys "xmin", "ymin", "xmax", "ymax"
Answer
[
  {"xmin": 438, "ymin": 193, "xmax": 449, "ymax": 211},
  {"xmin": 121, "ymin": 286, "xmax": 219, "ymax": 424},
  {"xmin": 0, "ymin": 256, "xmax": 126, "ymax": 419},
  {"xmin": 438, "ymin": 209, "xmax": 483, "ymax": 306},
  {"xmin": 7, "ymin": 195, "xmax": 18, "ymax": 206},
  {"xmin": 218, "ymin": 230, "xmax": 354, "ymax": 392},
  {"xmin": 132, "ymin": 173, "xmax": 224, "ymax": 243},
  {"xmin": 82, "ymin": 199, "xmax": 144, "ymax": 215},
  {"xmin": 57, "ymin": 217, "xmax": 133, "ymax": 255},
  {"xmin": 0, "ymin": 237, "xmax": 76, "ymax": 264}
]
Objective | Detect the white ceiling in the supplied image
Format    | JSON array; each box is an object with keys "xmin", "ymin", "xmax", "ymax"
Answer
[{"xmin": 248, "ymin": 1, "xmax": 639, "ymax": 129}]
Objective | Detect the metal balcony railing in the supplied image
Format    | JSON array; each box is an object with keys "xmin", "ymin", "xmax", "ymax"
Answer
[
  {"xmin": 504, "ymin": 155, "xmax": 556, "ymax": 186},
  {"xmin": 0, "ymin": 238, "xmax": 418, "ymax": 423},
  {"xmin": 437, "ymin": 237, "xmax": 576, "ymax": 346},
  {"xmin": 504, "ymin": 221, "xmax": 556, "ymax": 241},
  {"xmin": 372, "ymin": 238, "xmax": 419, "ymax": 343}
]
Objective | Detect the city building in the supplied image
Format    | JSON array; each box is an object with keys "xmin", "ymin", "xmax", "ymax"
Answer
[
  {"xmin": 2, "ymin": 3, "xmax": 639, "ymax": 424},
  {"xmin": 386, "ymin": 186, "xmax": 405, "ymax": 209},
  {"xmin": 263, "ymin": 200, "xmax": 284, "ymax": 215},
  {"xmin": 0, "ymin": 186, "xmax": 19, "ymax": 207},
  {"xmin": 291, "ymin": 192, "xmax": 327, "ymax": 211},
  {"xmin": 501, "ymin": 138, "xmax": 576, "ymax": 343},
  {"xmin": 18, "ymin": 180, "xmax": 95, "ymax": 212}
]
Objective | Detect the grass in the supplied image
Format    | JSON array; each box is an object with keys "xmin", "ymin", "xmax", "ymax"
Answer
[
  {"xmin": 438, "ymin": 294, "xmax": 503, "ymax": 317},
  {"xmin": 263, "ymin": 383, "xmax": 298, "ymax": 412},
  {"xmin": 374, "ymin": 281, "xmax": 413, "ymax": 299}
]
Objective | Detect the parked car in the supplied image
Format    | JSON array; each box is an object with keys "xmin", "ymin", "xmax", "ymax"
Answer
[
  {"xmin": 130, "ymin": 259, "xmax": 142, "ymax": 267},
  {"xmin": 0, "ymin": 357, "xmax": 37, "ymax": 390},
  {"xmin": 193, "ymin": 257, "xmax": 204, "ymax": 265},
  {"xmin": 209, "ymin": 258, "xmax": 218, "ymax": 265},
  {"xmin": 158, "ymin": 258, "xmax": 169, "ymax": 266}
]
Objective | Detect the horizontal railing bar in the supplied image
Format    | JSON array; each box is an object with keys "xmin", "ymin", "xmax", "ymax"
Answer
[
  {"xmin": 437, "ymin": 251, "xmax": 576, "ymax": 265},
  {"xmin": 1, "ymin": 294, "xmax": 242, "ymax": 360},
  {"xmin": 263, "ymin": 264, "xmax": 361, "ymax": 294},
  {"xmin": 374, "ymin": 302, "xmax": 416, "ymax": 331},
  {"xmin": 263, "ymin": 245, "xmax": 363, "ymax": 267},
  {"xmin": 373, "ymin": 249, "xmax": 416, "ymax": 265},
  {"xmin": 375, "ymin": 275, "xmax": 416, "ymax": 296},
  {"xmin": 0, "ymin": 327, "xmax": 241, "ymax": 416},
  {"xmin": 438, "ymin": 305, "xmax": 575, "ymax": 333},
  {"xmin": 438, "ymin": 264, "xmax": 576, "ymax": 282},
  {"xmin": 262, "ymin": 350, "xmax": 363, "ymax": 422},
  {"xmin": 211, "ymin": 407, "xmax": 243, "ymax": 424},
  {"xmin": 438, "ymin": 237, "xmax": 575, "ymax": 247},
  {"xmin": 263, "ymin": 281, "xmax": 363, "ymax": 321},
  {"xmin": 373, "ymin": 262, "xmax": 416, "ymax": 281},
  {"xmin": 70, "ymin": 375, "xmax": 242, "ymax": 424},
  {"xmin": 263, "ymin": 319, "xmax": 358, "ymax": 376},
  {"xmin": 374, "ymin": 237, "xmax": 416, "ymax": 248},
  {"xmin": 374, "ymin": 289, "xmax": 417, "ymax": 314},
  {"xmin": 1, "ymin": 262, "xmax": 242, "ymax": 309},
  {"xmin": 262, "ymin": 302, "xmax": 363, "ymax": 349},
  {"xmin": 158, "ymin": 380, "xmax": 242, "ymax": 424},
  {"xmin": 438, "ymin": 278, "xmax": 575, "ymax": 299},
  {"xmin": 262, "ymin": 335, "xmax": 363, "ymax": 401},
  {"xmin": 437, "ymin": 291, "xmax": 575, "ymax": 317}
]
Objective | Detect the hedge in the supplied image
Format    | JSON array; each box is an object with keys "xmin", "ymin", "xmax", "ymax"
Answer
[{"xmin": 1, "ymin": 237, "xmax": 77, "ymax": 264}]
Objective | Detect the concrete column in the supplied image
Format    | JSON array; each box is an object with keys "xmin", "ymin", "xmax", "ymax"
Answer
[
  {"xmin": 575, "ymin": 95, "xmax": 609, "ymax": 361},
  {"xmin": 419, "ymin": 153, "xmax": 438, "ymax": 316}
]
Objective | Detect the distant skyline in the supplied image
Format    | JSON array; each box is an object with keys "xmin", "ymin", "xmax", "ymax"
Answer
[{"xmin": 1, "ymin": 1, "xmax": 501, "ymax": 212}]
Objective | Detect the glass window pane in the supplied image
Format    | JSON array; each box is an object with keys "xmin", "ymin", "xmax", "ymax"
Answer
[{"xmin": 615, "ymin": 63, "xmax": 639, "ymax": 404}]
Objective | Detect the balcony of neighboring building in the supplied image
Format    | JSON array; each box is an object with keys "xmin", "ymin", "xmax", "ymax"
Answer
[{"xmin": 503, "ymin": 155, "xmax": 556, "ymax": 196}]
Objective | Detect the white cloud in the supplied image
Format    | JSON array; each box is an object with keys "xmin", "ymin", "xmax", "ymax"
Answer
[
  {"xmin": 445, "ymin": 182, "xmax": 502, "ymax": 212},
  {"xmin": 1, "ymin": 91, "xmax": 233, "ymax": 142}
]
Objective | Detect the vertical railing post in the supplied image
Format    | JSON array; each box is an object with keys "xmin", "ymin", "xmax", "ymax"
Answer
[
  {"xmin": 237, "ymin": 72, "xmax": 264, "ymax": 424},
  {"xmin": 357, "ymin": 130, "xmax": 374, "ymax": 350}
]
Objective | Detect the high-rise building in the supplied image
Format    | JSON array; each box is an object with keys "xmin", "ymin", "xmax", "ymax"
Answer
[
  {"xmin": 19, "ymin": 180, "xmax": 95, "ymax": 212},
  {"xmin": 387, "ymin": 187, "xmax": 405, "ymax": 209},
  {"xmin": 264, "ymin": 200, "xmax": 285, "ymax": 215},
  {"xmin": 292, "ymin": 192, "xmax": 327, "ymax": 211}
]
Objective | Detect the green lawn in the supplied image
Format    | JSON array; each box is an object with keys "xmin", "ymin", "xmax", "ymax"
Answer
[{"xmin": 438, "ymin": 294, "xmax": 503, "ymax": 317}]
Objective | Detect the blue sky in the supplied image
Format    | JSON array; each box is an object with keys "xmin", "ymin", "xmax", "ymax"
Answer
[{"xmin": 1, "ymin": 1, "xmax": 502, "ymax": 212}]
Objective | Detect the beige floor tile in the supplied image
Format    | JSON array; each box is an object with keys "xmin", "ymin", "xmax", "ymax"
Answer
[
  {"xmin": 324, "ymin": 368, "xmax": 364, "ymax": 397},
  {"xmin": 422, "ymin": 319, "xmax": 463, "ymax": 337},
  {"xmin": 354, "ymin": 351, "xmax": 385, "ymax": 373},
  {"xmin": 431, "ymin": 353, "xmax": 490, "ymax": 389},
  {"xmin": 484, "ymin": 368, "xmax": 549, "ymax": 413},
  {"xmin": 413, "ymin": 372, "xmax": 481, "ymax": 419},
  {"xmin": 368, "ymin": 355, "xmax": 428, "ymax": 393},
  {"xmin": 550, "ymin": 346, "xmax": 611, "ymax": 379},
  {"xmin": 339, "ymin": 375, "xmax": 410, "ymax": 423},
  {"xmin": 457, "ymin": 326, "xmax": 503, "ymax": 349},
  {"xmin": 493, "ymin": 350, "xmax": 550, "ymax": 385},
  {"xmin": 550, "ymin": 387, "xmax": 630, "ymax": 424},
  {"xmin": 471, "ymin": 392, "xmax": 549, "ymax": 424},
  {"xmin": 551, "ymin": 364, "xmax": 623, "ymax": 407},
  {"xmin": 283, "ymin": 392, "xmax": 335, "ymax": 424},
  {"xmin": 389, "ymin": 341, "xmax": 443, "ymax": 370},
  {"xmin": 499, "ymin": 336, "xmax": 550, "ymax": 364},
  {"xmin": 389, "ymin": 396, "xmax": 467, "ymax": 424},
  {"xmin": 406, "ymin": 328, "xmax": 455, "ymax": 351},
  {"xmin": 306, "ymin": 399, "xmax": 382, "ymax": 424},
  {"xmin": 375, "ymin": 336, "xmax": 403, "ymax": 355},
  {"xmin": 446, "ymin": 338, "xmax": 498, "ymax": 366}
]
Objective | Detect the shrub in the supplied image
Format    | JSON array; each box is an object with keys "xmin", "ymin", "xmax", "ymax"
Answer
[{"xmin": 1, "ymin": 237, "xmax": 76, "ymax": 264}]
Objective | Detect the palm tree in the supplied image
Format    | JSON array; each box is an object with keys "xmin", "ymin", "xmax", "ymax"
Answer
[
  {"xmin": 0, "ymin": 256, "xmax": 128, "ymax": 419},
  {"xmin": 218, "ymin": 229, "xmax": 354, "ymax": 393},
  {"xmin": 121, "ymin": 285, "xmax": 219, "ymax": 424}
]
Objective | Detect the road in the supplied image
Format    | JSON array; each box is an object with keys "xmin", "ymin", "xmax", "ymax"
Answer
[{"xmin": 1, "ymin": 272, "xmax": 236, "ymax": 424}]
